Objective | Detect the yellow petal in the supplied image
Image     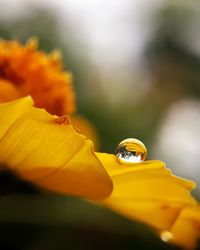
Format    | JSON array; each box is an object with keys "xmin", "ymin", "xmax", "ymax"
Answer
[
  {"xmin": 96, "ymin": 153, "xmax": 196, "ymax": 230},
  {"xmin": 171, "ymin": 205, "xmax": 200, "ymax": 249},
  {"xmin": 0, "ymin": 96, "xmax": 33, "ymax": 140},
  {"xmin": 0, "ymin": 98, "xmax": 112, "ymax": 199},
  {"xmin": 71, "ymin": 115, "xmax": 99, "ymax": 151}
]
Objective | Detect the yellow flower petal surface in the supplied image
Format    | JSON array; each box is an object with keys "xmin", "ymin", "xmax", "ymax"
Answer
[
  {"xmin": 96, "ymin": 153, "xmax": 196, "ymax": 230},
  {"xmin": 0, "ymin": 96, "xmax": 33, "ymax": 140},
  {"xmin": 0, "ymin": 98, "xmax": 112, "ymax": 199},
  {"xmin": 71, "ymin": 115, "xmax": 99, "ymax": 151},
  {"xmin": 171, "ymin": 206, "xmax": 200, "ymax": 249}
]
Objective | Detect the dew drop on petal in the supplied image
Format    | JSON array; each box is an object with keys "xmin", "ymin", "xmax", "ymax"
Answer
[{"xmin": 115, "ymin": 138, "xmax": 147, "ymax": 164}]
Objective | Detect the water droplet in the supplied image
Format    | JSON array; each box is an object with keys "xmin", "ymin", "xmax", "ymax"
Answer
[
  {"xmin": 160, "ymin": 231, "xmax": 173, "ymax": 242},
  {"xmin": 115, "ymin": 138, "xmax": 147, "ymax": 164}
]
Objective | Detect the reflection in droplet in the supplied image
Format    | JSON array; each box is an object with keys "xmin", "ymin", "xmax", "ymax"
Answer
[
  {"xmin": 115, "ymin": 138, "xmax": 147, "ymax": 164},
  {"xmin": 160, "ymin": 231, "xmax": 173, "ymax": 242}
]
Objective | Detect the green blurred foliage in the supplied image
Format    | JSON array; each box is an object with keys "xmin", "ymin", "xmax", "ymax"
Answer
[
  {"xmin": 145, "ymin": 4, "xmax": 200, "ymax": 102},
  {"xmin": 0, "ymin": 194, "xmax": 181, "ymax": 250},
  {"xmin": 81, "ymin": 3, "xmax": 200, "ymax": 155},
  {"xmin": 130, "ymin": 2, "xmax": 200, "ymax": 156}
]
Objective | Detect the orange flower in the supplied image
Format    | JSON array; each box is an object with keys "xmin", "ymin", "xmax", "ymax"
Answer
[{"xmin": 0, "ymin": 38, "xmax": 75, "ymax": 116}]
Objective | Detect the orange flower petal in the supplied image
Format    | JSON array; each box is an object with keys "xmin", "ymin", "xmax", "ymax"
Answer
[
  {"xmin": 0, "ymin": 79, "xmax": 21, "ymax": 102},
  {"xmin": 0, "ymin": 38, "xmax": 75, "ymax": 115}
]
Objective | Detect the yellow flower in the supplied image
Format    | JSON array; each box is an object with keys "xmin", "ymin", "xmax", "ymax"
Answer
[
  {"xmin": 0, "ymin": 97, "xmax": 199, "ymax": 249},
  {"xmin": 0, "ymin": 39, "xmax": 199, "ymax": 249},
  {"xmin": 96, "ymin": 153, "xmax": 196, "ymax": 231},
  {"xmin": 171, "ymin": 206, "xmax": 200, "ymax": 249},
  {"xmin": 71, "ymin": 115, "xmax": 100, "ymax": 151},
  {"xmin": 0, "ymin": 97, "xmax": 112, "ymax": 199}
]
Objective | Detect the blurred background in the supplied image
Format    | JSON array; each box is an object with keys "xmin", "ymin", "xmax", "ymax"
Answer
[{"xmin": 0, "ymin": 0, "xmax": 199, "ymax": 249}]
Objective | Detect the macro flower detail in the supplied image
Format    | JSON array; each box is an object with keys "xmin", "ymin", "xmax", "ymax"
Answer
[
  {"xmin": 0, "ymin": 97, "xmax": 199, "ymax": 249},
  {"xmin": 96, "ymin": 153, "xmax": 196, "ymax": 231},
  {"xmin": 0, "ymin": 39, "xmax": 200, "ymax": 250},
  {"xmin": 171, "ymin": 205, "xmax": 200, "ymax": 249},
  {"xmin": 0, "ymin": 38, "xmax": 75, "ymax": 116},
  {"xmin": 0, "ymin": 97, "xmax": 112, "ymax": 199},
  {"xmin": 0, "ymin": 39, "xmax": 98, "ymax": 147}
]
